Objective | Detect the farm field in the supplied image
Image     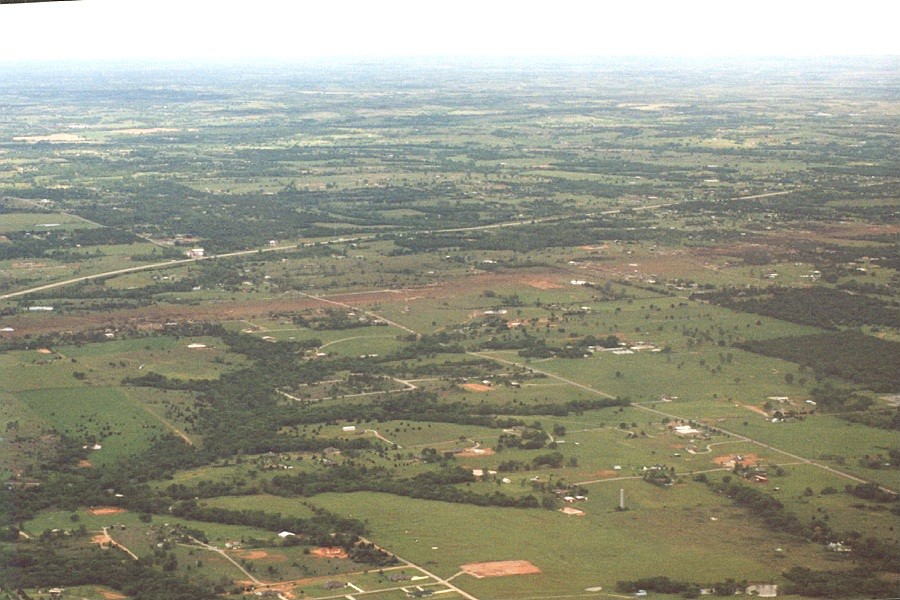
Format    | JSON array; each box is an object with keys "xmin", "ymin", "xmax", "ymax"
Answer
[{"xmin": 1, "ymin": 57, "xmax": 898, "ymax": 600}]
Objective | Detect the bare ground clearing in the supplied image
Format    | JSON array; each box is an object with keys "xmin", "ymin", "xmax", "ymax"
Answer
[
  {"xmin": 90, "ymin": 507, "xmax": 126, "ymax": 515},
  {"xmin": 460, "ymin": 560, "xmax": 541, "ymax": 578}
]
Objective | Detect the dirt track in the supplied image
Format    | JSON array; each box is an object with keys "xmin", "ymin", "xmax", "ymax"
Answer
[
  {"xmin": 0, "ymin": 271, "xmax": 565, "ymax": 337},
  {"xmin": 460, "ymin": 560, "xmax": 541, "ymax": 578}
]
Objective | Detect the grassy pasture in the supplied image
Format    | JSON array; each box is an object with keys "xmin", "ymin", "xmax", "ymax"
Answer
[
  {"xmin": 497, "ymin": 346, "xmax": 816, "ymax": 405},
  {"xmin": 59, "ymin": 335, "xmax": 244, "ymax": 382},
  {"xmin": 306, "ymin": 488, "xmax": 843, "ymax": 597},
  {"xmin": 23, "ymin": 508, "xmax": 274, "ymax": 548},
  {"xmin": 200, "ymin": 494, "xmax": 316, "ymax": 518},
  {"xmin": 0, "ymin": 211, "xmax": 99, "ymax": 233},
  {"xmin": 15, "ymin": 386, "xmax": 165, "ymax": 462},
  {"xmin": 0, "ymin": 349, "xmax": 89, "ymax": 392},
  {"xmin": 760, "ymin": 463, "xmax": 900, "ymax": 542},
  {"xmin": 717, "ymin": 414, "xmax": 900, "ymax": 491}
]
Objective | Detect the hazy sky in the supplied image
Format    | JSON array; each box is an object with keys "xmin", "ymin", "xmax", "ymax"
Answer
[{"xmin": 1, "ymin": 0, "xmax": 898, "ymax": 62}]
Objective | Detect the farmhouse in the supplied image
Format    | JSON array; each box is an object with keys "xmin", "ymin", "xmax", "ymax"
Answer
[
  {"xmin": 827, "ymin": 542, "xmax": 852, "ymax": 552},
  {"xmin": 323, "ymin": 580, "xmax": 346, "ymax": 590},
  {"xmin": 746, "ymin": 583, "xmax": 778, "ymax": 597},
  {"xmin": 673, "ymin": 425, "xmax": 700, "ymax": 436},
  {"xmin": 187, "ymin": 247, "xmax": 205, "ymax": 258}
]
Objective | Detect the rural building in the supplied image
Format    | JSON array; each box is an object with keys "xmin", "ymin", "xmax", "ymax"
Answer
[
  {"xmin": 746, "ymin": 583, "xmax": 778, "ymax": 597},
  {"xmin": 187, "ymin": 247, "xmax": 205, "ymax": 258},
  {"xmin": 277, "ymin": 531, "xmax": 295, "ymax": 539},
  {"xmin": 827, "ymin": 541, "xmax": 852, "ymax": 552},
  {"xmin": 674, "ymin": 425, "xmax": 700, "ymax": 436}
]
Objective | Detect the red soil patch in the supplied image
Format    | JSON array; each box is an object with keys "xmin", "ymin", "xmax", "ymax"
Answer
[
  {"xmin": 524, "ymin": 278, "xmax": 563, "ymax": 289},
  {"xmin": 461, "ymin": 560, "xmax": 541, "ymax": 578},
  {"xmin": 589, "ymin": 469, "xmax": 617, "ymax": 478},
  {"xmin": 560, "ymin": 506, "xmax": 585, "ymax": 516},
  {"xmin": 1, "ymin": 271, "xmax": 574, "ymax": 338},
  {"xmin": 463, "ymin": 383, "xmax": 492, "ymax": 392},
  {"xmin": 90, "ymin": 507, "xmax": 126, "ymax": 515},
  {"xmin": 99, "ymin": 589, "xmax": 128, "ymax": 600},
  {"xmin": 713, "ymin": 453, "xmax": 759, "ymax": 467},
  {"xmin": 455, "ymin": 447, "xmax": 496, "ymax": 458},
  {"xmin": 235, "ymin": 550, "xmax": 285, "ymax": 561},
  {"xmin": 311, "ymin": 546, "xmax": 348, "ymax": 559},
  {"xmin": 77, "ymin": 459, "xmax": 93, "ymax": 468},
  {"xmin": 741, "ymin": 404, "xmax": 769, "ymax": 417},
  {"xmin": 36, "ymin": 348, "xmax": 52, "ymax": 354}
]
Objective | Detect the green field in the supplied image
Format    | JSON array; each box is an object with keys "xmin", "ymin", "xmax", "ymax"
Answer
[{"xmin": 15, "ymin": 386, "xmax": 166, "ymax": 462}]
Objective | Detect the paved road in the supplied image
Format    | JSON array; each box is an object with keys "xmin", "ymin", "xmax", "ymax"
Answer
[
  {"xmin": 632, "ymin": 402, "xmax": 898, "ymax": 494},
  {"xmin": 2, "ymin": 187, "xmax": 797, "ymax": 302},
  {"xmin": 467, "ymin": 351, "xmax": 617, "ymax": 400},
  {"xmin": 466, "ymin": 351, "xmax": 897, "ymax": 495},
  {"xmin": 101, "ymin": 527, "xmax": 140, "ymax": 561},
  {"xmin": 297, "ymin": 290, "xmax": 418, "ymax": 335},
  {"xmin": 359, "ymin": 537, "xmax": 481, "ymax": 600},
  {"xmin": 1, "ymin": 200, "xmax": 686, "ymax": 301},
  {"xmin": 186, "ymin": 536, "xmax": 261, "ymax": 585}
]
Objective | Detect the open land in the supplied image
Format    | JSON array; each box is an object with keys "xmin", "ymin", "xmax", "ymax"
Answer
[{"xmin": 1, "ymin": 58, "xmax": 898, "ymax": 600}]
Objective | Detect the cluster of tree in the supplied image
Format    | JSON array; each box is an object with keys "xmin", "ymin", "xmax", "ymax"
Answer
[
  {"xmin": 496, "ymin": 427, "xmax": 549, "ymax": 450},
  {"xmin": 514, "ymin": 334, "xmax": 619, "ymax": 359},
  {"xmin": 291, "ymin": 309, "xmax": 376, "ymax": 330},
  {"xmin": 698, "ymin": 286, "xmax": 899, "ymax": 329},
  {"xmin": 644, "ymin": 466, "xmax": 677, "ymax": 487},
  {"xmin": 782, "ymin": 566, "xmax": 897, "ymax": 599},
  {"xmin": 846, "ymin": 483, "xmax": 899, "ymax": 504},
  {"xmin": 705, "ymin": 477, "xmax": 900, "ymax": 572},
  {"xmin": 738, "ymin": 332, "xmax": 900, "ymax": 392},
  {"xmin": 0, "ymin": 545, "xmax": 219, "ymax": 600},
  {"xmin": 167, "ymin": 500, "xmax": 364, "ymax": 548},
  {"xmin": 497, "ymin": 451, "xmax": 566, "ymax": 472},
  {"xmin": 347, "ymin": 542, "xmax": 398, "ymax": 567},
  {"xmin": 837, "ymin": 279, "xmax": 896, "ymax": 297},
  {"xmin": 392, "ymin": 218, "xmax": 681, "ymax": 253},
  {"xmin": 708, "ymin": 477, "xmax": 810, "ymax": 538},
  {"xmin": 0, "ymin": 227, "xmax": 141, "ymax": 260},
  {"xmin": 285, "ymin": 390, "xmax": 627, "ymax": 429},
  {"xmin": 838, "ymin": 407, "xmax": 900, "ymax": 431},
  {"xmin": 27, "ymin": 278, "xmax": 199, "ymax": 303},
  {"xmin": 807, "ymin": 383, "xmax": 874, "ymax": 413},
  {"xmin": 266, "ymin": 464, "xmax": 542, "ymax": 509},
  {"xmin": 616, "ymin": 576, "xmax": 745, "ymax": 598}
]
